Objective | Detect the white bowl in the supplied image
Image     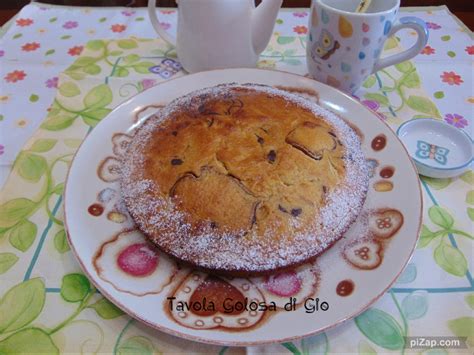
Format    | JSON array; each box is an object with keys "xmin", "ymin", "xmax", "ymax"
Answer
[{"xmin": 397, "ymin": 118, "xmax": 473, "ymax": 178}]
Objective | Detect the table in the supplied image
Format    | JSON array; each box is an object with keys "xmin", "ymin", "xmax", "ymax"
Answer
[{"xmin": 0, "ymin": 3, "xmax": 472, "ymax": 354}]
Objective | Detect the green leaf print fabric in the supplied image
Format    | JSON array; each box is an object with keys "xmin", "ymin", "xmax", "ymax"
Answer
[{"xmin": 1, "ymin": 12, "xmax": 472, "ymax": 355}]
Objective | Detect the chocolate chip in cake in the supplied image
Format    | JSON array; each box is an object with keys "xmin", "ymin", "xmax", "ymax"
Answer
[
  {"xmin": 322, "ymin": 185, "xmax": 328, "ymax": 194},
  {"xmin": 278, "ymin": 204, "xmax": 288, "ymax": 213},
  {"xmin": 313, "ymin": 153, "xmax": 323, "ymax": 161},
  {"xmin": 226, "ymin": 99, "xmax": 244, "ymax": 115},
  {"xmin": 256, "ymin": 135, "xmax": 264, "ymax": 145},
  {"xmin": 172, "ymin": 131, "xmax": 178, "ymax": 136},
  {"xmin": 328, "ymin": 131, "xmax": 337, "ymax": 138},
  {"xmin": 210, "ymin": 221, "xmax": 218, "ymax": 229},
  {"xmin": 291, "ymin": 208, "xmax": 302, "ymax": 217},
  {"xmin": 198, "ymin": 104, "xmax": 218, "ymax": 116},
  {"xmin": 267, "ymin": 150, "xmax": 277, "ymax": 163},
  {"xmin": 171, "ymin": 158, "xmax": 183, "ymax": 166}
]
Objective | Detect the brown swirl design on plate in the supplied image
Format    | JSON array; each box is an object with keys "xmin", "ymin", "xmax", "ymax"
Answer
[
  {"xmin": 343, "ymin": 238, "xmax": 383, "ymax": 270},
  {"xmin": 93, "ymin": 229, "xmax": 178, "ymax": 296},
  {"xmin": 369, "ymin": 209, "xmax": 404, "ymax": 240},
  {"xmin": 88, "ymin": 203, "xmax": 104, "ymax": 217},
  {"xmin": 373, "ymin": 180, "xmax": 394, "ymax": 192},
  {"xmin": 336, "ymin": 279, "xmax": 354, "ymax": 297},
  {"xmin": 250, "ymin": 261, "xmax": 320, "ymax": 309},
  {"xmin": 343, "ymin": 208, "xmax": 404, "ymax": 270},
  {"xmin": 112, "ymin": 133, "xmax": 133, "ymax": 157},
  {"xmin": 380, "ymin": 166, "xmax": 395, "ymax": 179},
  {"xmin": 371, "ymin": 134, "xmax": 387, "ymax": 151},
  {"xmin": 167, "ymin": 271, "xmax": 266, "ymax": 330},
  {"xmin": 97, "ymin": 157, "xmax": 121, "ymax": 182},
  {"xmin": 133, "ymin": 104, "xmax": 166, "ymax": 124}
]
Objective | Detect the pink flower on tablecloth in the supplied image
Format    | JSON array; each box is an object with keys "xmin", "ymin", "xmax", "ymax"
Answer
[
  {"xmin": 160, "ymin": 22, "xmax": 171, "ymax": 30},
  {"xmin": 293, "ymin": 25, "xmax": 308, "ymax": 34},
  {"xmin": 4, "ymin": 70, "xmax": 26, "ymax": 83},
  {"xmin": 21, "ymin": 42, "xmax": 40, "ymax": 52},
  {"xmin": 444, "ymin": 113, "xmax": 468, "ymax": 128},
  {"xmin": 0, "ymin": 145, "xmax": 4, "ymax": 156},
  {"xmin": 426, "ymin": 22, "xmax": 441, "ymax": 30},
  {"xmin": 45, "ymin": 77, "xmax": 58, "ymax": 88},
  {"xmin": 16, "ymin": 18, "xmax": 33, "ymax": 27},
  {"xmin": 441, "ymin": 71, "xmax": 463, "ymax": 86},
  {"xmin": 121, "ymin": 10, "xmax": 136, "ymax": 16},
  {"xmin": 0, "ymin": 50, "xmax": 4, "ymax": 58},
  {"xmin": 160, "ymin": 10, "xmax": 175, "ymax": 14},
  {"xmin": 421, "ymin": 45, "xmax": 435, "ymax": 55},
  {"xmin": 111, "ymin": 24, "xmax": 127, "ymax": 33},
  {"xmin": 465, "ymin": 45, "xmax": 474, "ymax": 55},
  {"xmin": 68, "ymin": 45, "xmax": 83, "ymax": 56},
  {"xmin": 63, "ymin": 21, "xmax": 78, "ymax": 29},
  {"xmin": 141, "ymin": 79, "xmax": 157, "ymax": 90},
  {"xmin": 293, "ymin": 12, "xmax": 308, "ymax": 18}
]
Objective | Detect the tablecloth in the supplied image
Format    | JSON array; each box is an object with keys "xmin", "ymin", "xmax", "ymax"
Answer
[{"xmin": 0, "ymin": 2, "xmax": 472, "ymax": 354}]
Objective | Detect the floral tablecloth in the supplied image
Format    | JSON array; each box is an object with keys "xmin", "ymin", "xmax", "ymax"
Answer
[{"xmin": 0, "ymin": 2, "xmax": 472, "ymax": 354}]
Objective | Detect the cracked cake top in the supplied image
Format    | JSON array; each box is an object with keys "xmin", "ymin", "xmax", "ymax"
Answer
[{"xmin": 121, "ymin": 84, "xmax": 368, "ymax": 275}]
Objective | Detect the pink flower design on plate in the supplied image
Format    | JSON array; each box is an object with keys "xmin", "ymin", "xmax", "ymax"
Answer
[
  {"xmin": 63, "ymin": 21, "xmax": 78, "ymax": 29},
  {"xmin": 0, "ymin": 145, "xmax": 4, "ymax": 155},
  {"xmin": 0, "ymin": 50, "xmax": 4, "ymax": 58},
  {"xmin": 293, "ymin": 12, "xmax": 308, "ymax": 18},
  {"xmin": 465, "ymin": 45, "xmax": 474, "ymax": 55},
  {"xmin": 444, "ymin": 113, "xmax": 468, "ymax": 129},
  {"xmin": 45, "ymin": 77, "xmax": 58, "ymax": 88},
  {"xmin": 426, "ymin": 22, "xmax": 441, "ymax": 30}
]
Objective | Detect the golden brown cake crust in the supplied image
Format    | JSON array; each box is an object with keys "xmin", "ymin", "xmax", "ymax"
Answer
[{"xmin": 121, "ymin": 84, "xmax": 368, "ymax": 275}]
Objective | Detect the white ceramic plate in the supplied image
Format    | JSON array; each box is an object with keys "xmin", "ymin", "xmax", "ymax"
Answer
[{"xmin": 64, "ymin": 68, "xmax": 422, "ymax": 346}]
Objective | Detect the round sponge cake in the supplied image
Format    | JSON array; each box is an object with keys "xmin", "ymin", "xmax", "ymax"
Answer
[{"xmin": 121, "ymin": 84, "xmax": 368, "ymax": 275}]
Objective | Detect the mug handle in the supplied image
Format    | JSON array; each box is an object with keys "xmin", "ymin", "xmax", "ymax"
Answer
[
  {"xmin": 372, "ymin": 17, "xmax": 428, "ymax": 73},
  {"xmin": 148, "ymin": 0, "xmax": 177, "ymax": 46}
]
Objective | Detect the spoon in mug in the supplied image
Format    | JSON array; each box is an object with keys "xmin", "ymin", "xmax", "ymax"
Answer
[{"xmin": 355, "ymin": 0, "xmax": 372, "ymax": 13}]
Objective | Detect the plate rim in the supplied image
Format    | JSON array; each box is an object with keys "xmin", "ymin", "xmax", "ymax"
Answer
[{"xmin": 64, "ymin": 68, "xmax": 423, "ymax": 346}]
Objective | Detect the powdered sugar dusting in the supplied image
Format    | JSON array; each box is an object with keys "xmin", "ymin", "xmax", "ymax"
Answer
[{"xmin": 120, "ymin": 84, "xmax": 369, "ymax": 274}]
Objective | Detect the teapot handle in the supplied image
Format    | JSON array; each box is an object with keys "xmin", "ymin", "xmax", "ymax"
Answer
[{"xmin": 148, "ymin": 0, "xmax": 177, "ymax": 46}]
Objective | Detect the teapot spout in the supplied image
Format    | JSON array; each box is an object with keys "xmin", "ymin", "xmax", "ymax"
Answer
[{"xmin": 252, "ymin": 0, "xmax": 283, "ymax": 55}]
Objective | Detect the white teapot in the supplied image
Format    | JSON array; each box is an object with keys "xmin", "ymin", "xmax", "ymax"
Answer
[{"xmin": 148, "ymin": 0, "xmax": 283, "ymax": 73}]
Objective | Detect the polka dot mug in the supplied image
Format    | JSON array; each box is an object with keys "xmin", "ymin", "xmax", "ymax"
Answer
[{"xmin": 307, "ymin": 0, "xmax": 428, "ymax": 93}]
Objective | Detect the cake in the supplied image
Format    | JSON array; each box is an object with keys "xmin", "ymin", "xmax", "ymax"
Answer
[{"xmin": 121, "ymin": 84, "xmax": 369, "ymax": 276}]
